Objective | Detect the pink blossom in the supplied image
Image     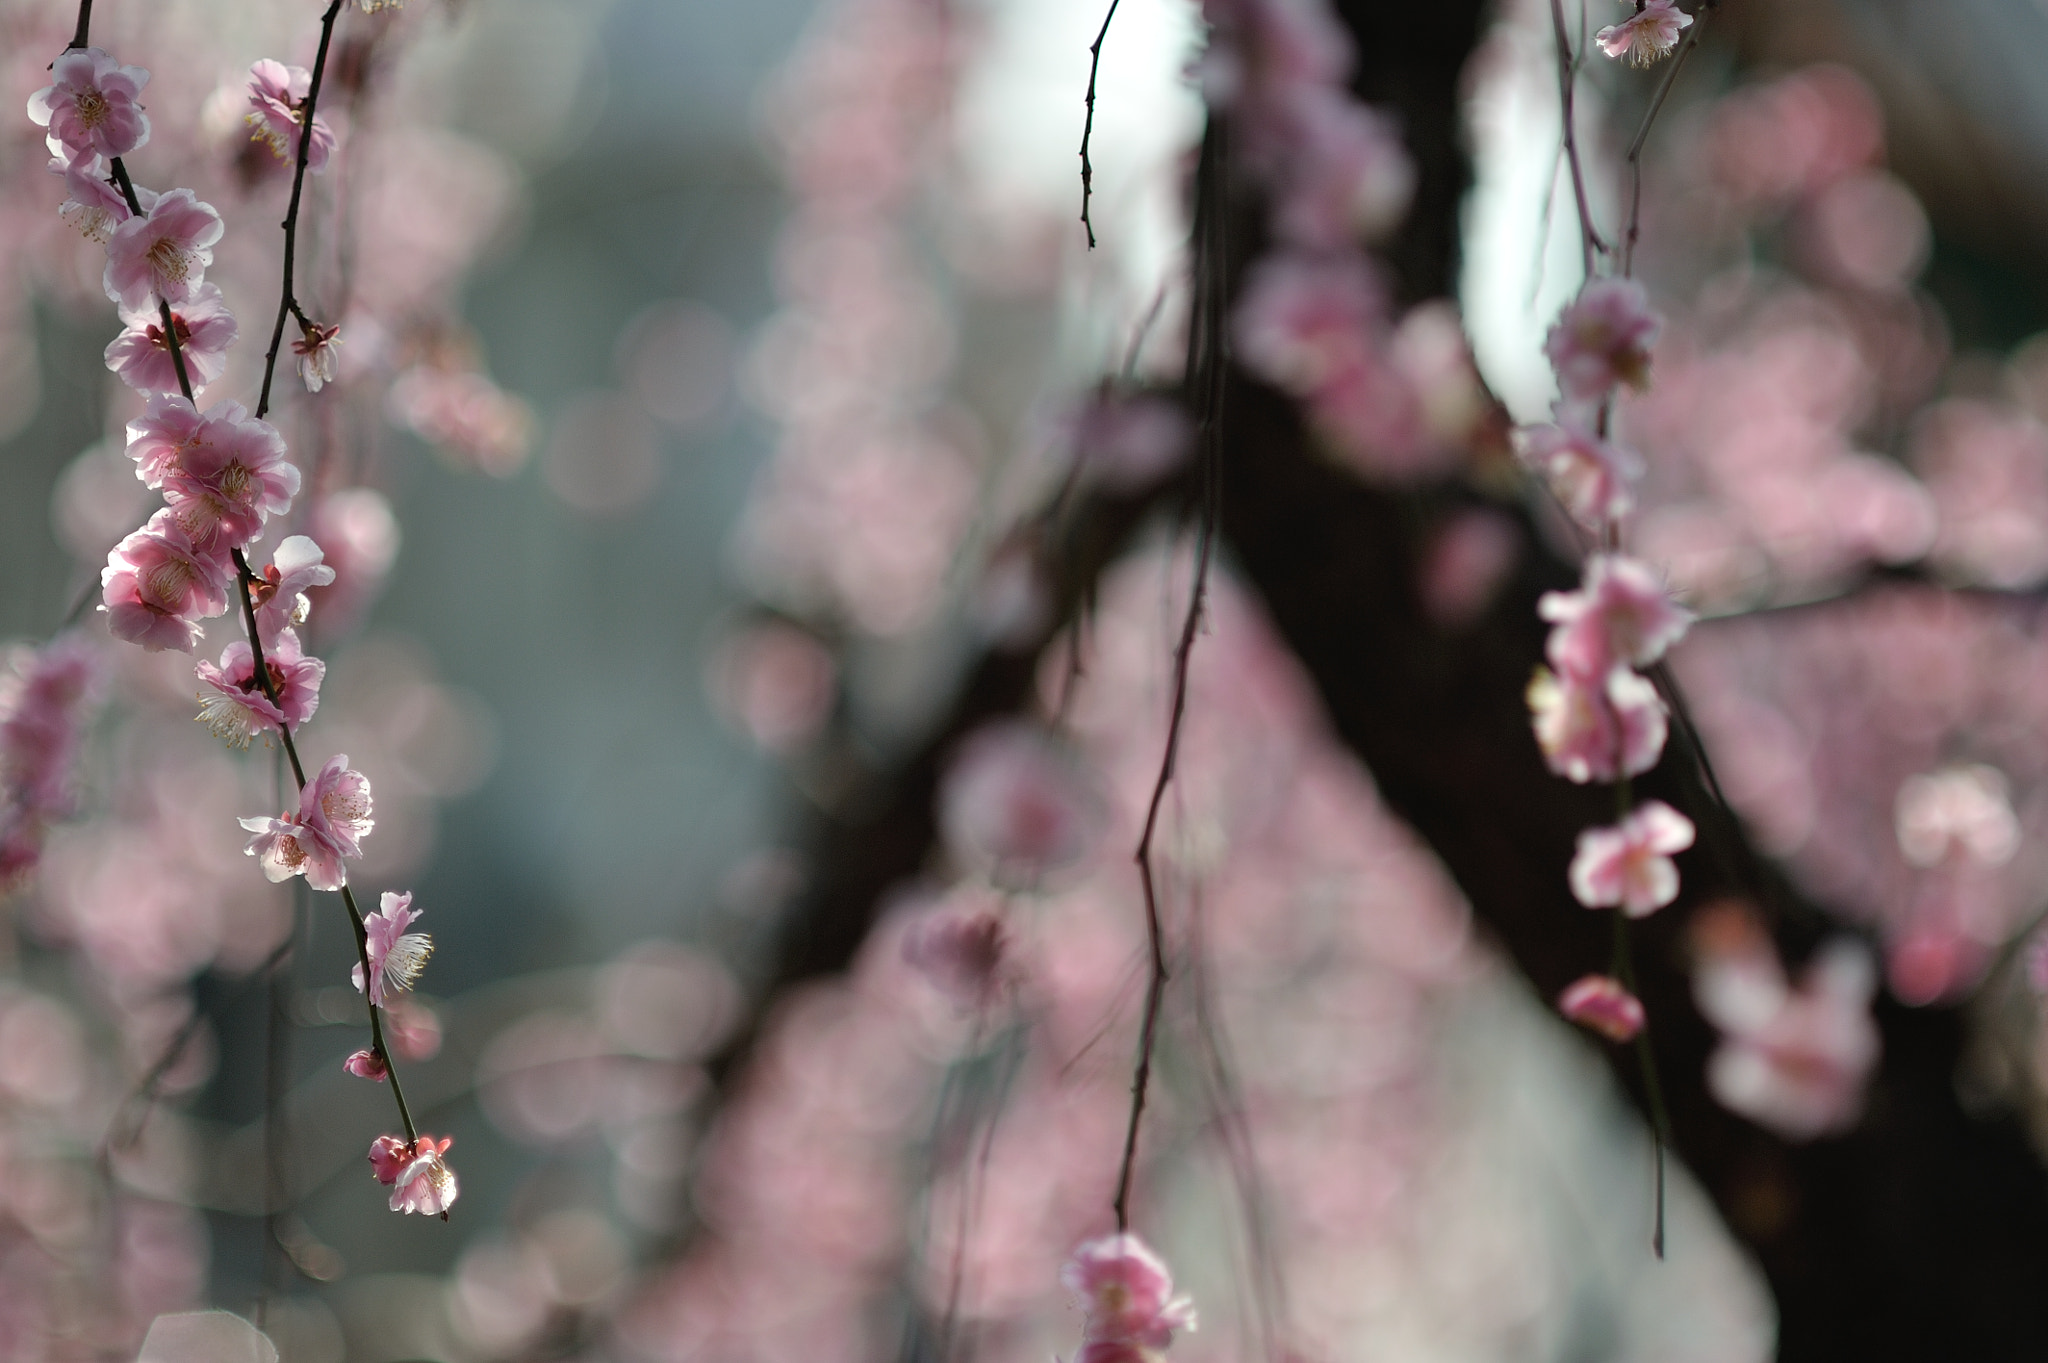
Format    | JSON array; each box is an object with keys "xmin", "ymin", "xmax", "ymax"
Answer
[
  {"xmin": 125, "ymin": 392, "xmax": 207, "ymax": 488},
  {"xmin": 250, "ymin": 536, "xmax": 337, "ymax": 641},
  {"xmin": 28, "ymin": 47, "xmax": 151, "ymax": 162},
  {"xmin": 343, "ymin": 1049, "xmax": 388, "ymax": 1081},
  {"xmin": 352, "ymin": 890, "xmax": 433, "ymax": 1007},
  {"xmin": 0, "ymin": 639, "xmax": 100, "ymax": 819},
  {"xmin": 939, "ymin": 722, "xmax": 1103, "ymax": 885},
  {"xmin": 1596, "ymin": 0, "xmax": 1694, "ymax": 68},
  {"xmin": 368, "ymin": 1133, "xmax": 411, "ymax": 1184},
  {"xmin": 239, "ymin": 753, "xmax": 373, "ymax": 891},
  {"xmin": 1893, "ymin": 764, "xmax": 2020, "ymax": 869},
  {"xmin": 1527, "ymin": 665, "xmax": 1667, "ymax": 784},
  {"xmin": 1543, "ymin": 278, "xmax": 1660, "ymax": 402},
  {"xmin": 244, "ymin": 60, "xmax": 335, "ymax": 173},
  {"xmin": 1568, "ymin": 799, "xmax": 1696, "ymax": 916},
  {"xmin": 1514, "ymin": 416, "xmax": 1643, "ymax": 528},
  {"xmin": 902, "ymin": 903, "xmax": 1007, "ymax": 1007},
  {"xmin": 106, "ymin": 284, "xmax": 238, "ymax": 394},
  {"xmin": 1066, "ymin": 394, "xmax": 1192, "ymax": 493},
  {"xmin": 1539, "ymin": 555, "xmax": 1694, "ymax": 680},
  {"xmin": 194, "ymin": 626, "xmax": 325, "ymax": 748},
  {"xmin": 1063, "ymin": 1234, "xmax": 1196, "ymax": 1348},
  {"xmin": 385, "ymin": 997, "xmax": 443, "ymax": 1061},
  {"xmin": 1558, "ymin": 974, "xmax": 1645, "ymax": 1042},
  {"xmin": 293, "ymin": 323, "xmax": 342, "ymax": 393},
  {"xmin": 159, "ymin": 402, "xmax": 298, "ymax": 551},
  {"xmin": 388, "ymin": 1134, "xmax": 459, "ymax": 1217},
  {"xmin": 100, "ymin": 510, "xmax": 232, "ymax": 653},
  {"xmin": 103, "ymin": 189, "xmax": 224, "ymax": 312},
  {"xmin": 54, "ymin": 155, "xmax": 145, "ymax": 243},
  {"xmin": 1693, "ymin": 910, "xmax": 1879, "ymax": 1140}
]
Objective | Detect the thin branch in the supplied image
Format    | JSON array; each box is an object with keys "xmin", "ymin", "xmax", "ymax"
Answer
[
  {"xmin": 1621, "ymin": 1, "xmax": 1715, "ymax": 277},
  {"xmin": 1077, "ymin": 0, "xmax": 1124, "ymax": 250},
  {"xmin": 1547, "ymin": 0, "xmax": 1605, "ymax": 278},
  {"xmin": 67, "ymin": 0, "xmax": 92, "ymax": 50},
  {"xmin": 1113, "ymin": 117, "xmax": 1226, "ymax": 1232},
  {"xmin": 257, "ymin": 0, "xmax": 346, "ymax": 420}
]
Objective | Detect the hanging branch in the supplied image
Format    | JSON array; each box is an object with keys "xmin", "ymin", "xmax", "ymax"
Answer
[
  {"xmin": 1112, "ymin": 115, "xmax": 1227, "ymax": 1232},
  {"xmin": 257, "ymin": 0, "xmax": 345, "ymax": 420},
  {"xmin": 1547, "ymin": 0, "xmax": 1606, "ymax": 277},
  {"xmin": 1621, "ymin": 1, "xmax": 1716, "ymax": 277},
  {"xmin": 1077, "ymin": 0, "xmax": 1123, "ymax": 250}
]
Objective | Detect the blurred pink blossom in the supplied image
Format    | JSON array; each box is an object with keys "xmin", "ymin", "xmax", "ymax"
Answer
[
  {"xmin": 239, "ymin": 752, "xmax": 372, "ymax": 890},
  {"xmin": 1417, "ymin": 507, "xmax": 1520, "ymax": 630},
  {"xmin": 1269, "ymin": 87, "xmax": 1414, "ymax": 248},
  {"xmin": 28, "ymin": 47, "xmax": 151, "ymax": 163},
  {"xmin": 1569, "ymin": 799, "xmax": 1695, "ymax": 915},
  {"xmin": 1544, "ymin": 278, "xmax": 1659, "ymax": 402},
  {"xmin": 1558, "ymin": 974, "xmax": 1646, "ymax": 1042},
  {"xmin": 1514, "ymin": 414, "xmax": 1642, "ymax": 528},
  {"xmin": 1527, "ymin": 665, "xmax": 1667, "ymax": 784},
  {"xmin": 243, "ymin": 60, "xmax": 334, "ymax": 173},
  {"xmin": 104, "ymin": 189, "xmax": 224, "ymax": 313},
  {"xmin": 901, "ymin": 901, "xmax": 1007, "ymax": 1008},
  {"xmin": 939, "ymin": 722, "xmax": 1103, "ymax": 886},
  {"xmin": 194, "ymin": 626, "xmax": 324, "ymax": 748},
  {"xmin": 1693, "ymin": 907, "xmax": 1879, "ymax": 1140},
  {"xmin": 351, "ymin": 890, "xmax": 432, "ymax": 1007},
  {"xmin": 1893, "ymin": 764, "xmax": 2020, "ymax": 870},
  {"xmin": 1061, "ymin": 1233, "xmax": 1196, "ymax": 1349},
  {"xmin": 1539, "ymin": 554, "xmax": 1693, "ymax": 680},
  {"xmin": 106, "ymin": 284, "xmax": 237, "ymax": 394},
  {"xmin": 1594, "ymin": 0, "xmax": 1692, "ymax": 68},
  {"xmin": 1066, "ymin": 394, "xmax": 1192, "ymax": 493}
]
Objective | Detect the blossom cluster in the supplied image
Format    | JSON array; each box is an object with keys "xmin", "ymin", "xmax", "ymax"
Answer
[
  {"xmin": 1209, "ymin": 0, "xmax": 1482, "ymax": 481},
  {"xmin": 0, "ymin": 639, "xmax": 102, "ymax": 885},
  {"xmin": 28, "ymin": 34, "xmax": 449, "ymax": 1217}
]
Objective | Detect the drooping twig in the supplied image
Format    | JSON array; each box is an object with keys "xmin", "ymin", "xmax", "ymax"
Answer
[
  {"xmin": 1077, "ymin": 0, "xmax": 1123, "ymax": 250},
  {"xmin": 1547, "ymin": 0, "xmax": 1606, "ymax": 278},
  {"xmin": 1621, "ymin": 1, "xmax": 1715, "ymax": 277},
  {"xmin": 257, "ymin": 0, "xmax": 346, "ymax": 420},
  {"xmin": 67, "ymin": 0, "xmax": 93, "ymax": 50},
  {"xmin": 1112, "ymin": 116, "xmax": 1227, "ymax": 1232}
]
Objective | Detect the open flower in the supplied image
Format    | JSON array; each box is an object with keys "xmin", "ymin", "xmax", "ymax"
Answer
[
  {"xmin": 100, "ymin": 509, "xmax": 231, "ymax": 652},
  {"xmin": 294, "ymin": 322, "xmax": 342, "ymax": 393},
  {"xmin": 1062, "ymin": 1234, "xmax": 1197, "ymax": 1350},
  {"xmin": 245, "ymin": 59, "xmax": 335, "ymax": 172},
  {"xmin": 1527, "ymin": 664, "xmax": 1667, "ymax": 783},
  {"xmin": 104, "ymin": 188, "xmax": 224, "ymax": 312},
  {"xmin": 106, "ymin": 283, "xmax": 238, "ymax": 394},
  {"xmin": 195, "ymin": 626, "xmax": 324, "ymax": 747},
  {"xmin": 1514, "ymin": 414, "xmax": 1643, "ymax": 529},
  {"xmin": 54, "ymin": 154, "xmax": 147, "ymax": 242},
  {"xmin": 28, "ymin": 47, "xmax": 151, "ymax": 162},
  {"xmin": 1596, "ymin": 0, "xmax": 1694, "ymax": 68},
  {"xmin": 386, "ymin": 1134, "xmax": 459, "ymax": 1217},
  {"xmin": 1539, "ymin": 554, "xmax": 1694, "ymax": 680},
  {"xmin": 125, "ymin": 392, "xmax": 206, "ymax": 487},
  {"xmin": 239, "ymin": 753, "xmax": 373, "ymax": 890},
  {"xmin": 249, "ymin": 536, "xmax": 338, "ymax": 641},
  {"xmin": 939, "ymin": 721, "xmax": 1103, "ymax": 886},
  {"xmin": 1569, "ymin": 799, "xmax": 1696, "ymax": 915},
  {"xmin": 1544, "ymin": 277, "xmax": 1660, "ymax": 402},
  {"xmin": 159, "ymin": 401, "xmax": 297, "ymax": 550},
  {"xmin": 352, "ymin": 891, "xmax": 432, "ymax": 1007},
  {"xmin": 1558, "ymin": 974, "xmax": 1646, "ymax": 1042}
]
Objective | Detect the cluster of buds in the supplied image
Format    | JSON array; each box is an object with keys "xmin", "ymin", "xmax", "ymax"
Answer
[
  {"xmin": 1516, "ymin": 278, "xmax": 1696, "ymax": 1043},
  {"xmin": 27, "ymin": 34, "xmax": 450, "ymax": 1216},
  {"xmin": 1060, "ymin": 1233, "xmax": 1196, "ymax": 1363}
]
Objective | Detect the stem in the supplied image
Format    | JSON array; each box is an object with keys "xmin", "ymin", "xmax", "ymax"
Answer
[
  {"xmin": 1113, "ymin": 116, "xmax": 1226, "ymax": 1232},
  {"xmin": 67, "ymin": 0, "xmax": 92, "ymax": 49},
  {"xmin": 257, "ymin": 0, "xmax": 346, "ymax": 420},
  {"xmin": 107, "ymin": 159, "xmax": 195, "ymax": 402},
  {"xmin": 1077, "ymin": 0, "xmax": 1123, "ymax": 250},
  {"xmin": 1547, "ymin": 0, "xmax": 1605, "ymax": 278}
]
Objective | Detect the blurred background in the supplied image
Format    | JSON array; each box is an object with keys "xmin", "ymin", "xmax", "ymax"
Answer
[{"xmin": 7, "ymin": 0, "xmax": 2048, "ymax": 1359}]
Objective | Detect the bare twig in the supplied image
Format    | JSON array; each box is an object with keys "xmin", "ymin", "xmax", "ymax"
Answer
[
  {"xmin": 1112, "ymin": 117, "xmax": 1226, "ymax": 1232},
  {"xmin": 1547, "ymin": 0, "xmax": 1606, "ymax": 278},
  {"xmin": 1077, "ymin": 0, "xmax": 1124, "ymax": 250},
  {"xmin": 257, "ymin": 0, "xmax": 346, "ymax": 420},
  {"xmin": 1621, "ymin": 1, "xmax": 1715, "ymax": 277}
]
